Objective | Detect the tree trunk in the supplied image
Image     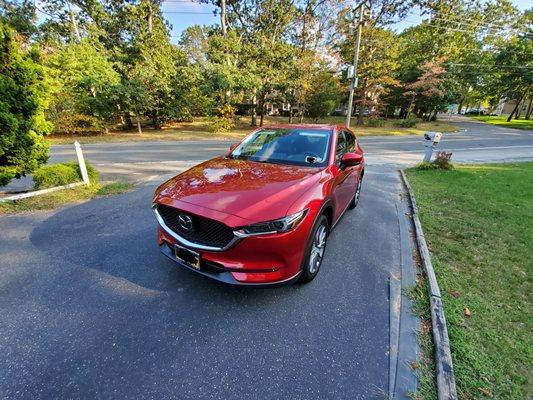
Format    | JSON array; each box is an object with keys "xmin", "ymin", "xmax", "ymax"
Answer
[
  {"xmin": 117, "ymin": 103, "xmax": 125, "ymax": 125},
  {"xmin": 147, "ymin": 2, "xmax": 153, "ymax": 33},
  {"xmin": 357, "ymin": 106, "xmax": 364, "ymax": 125},
  {"xmin": 258, "ymin": 93, "xmax": 265, "ymax": 127},
  {"xmin": 457, "ymin": 99, "xmax": 463, "ymax": 114},
  {"xmin": 507, "ymin": 96, "xmax": 524, "ymax": 122},
  {"xmin": 125, "ymin": 113, "xmax": 133, "ymax": 129},
  {"xmin": 288, "ymin": 108, "xmax": 293, "ymax": 123},
  {"xmin": 251, "ymin": 89, "xmax": 257, "ymax": 126},
  {"xmin": 525, "ymin": 99, "xmax": 533, "ymax": 120},
  {"xmin": 515, "ymin": 98, "xmax": 524, "ymax": 119},
  {"xmin": 152, "ymin": 109, "xmax": 161, "ymax": 129},
  {"xmin": 136, "ymin": 114, "xmax": 143, "ymax": 134}
]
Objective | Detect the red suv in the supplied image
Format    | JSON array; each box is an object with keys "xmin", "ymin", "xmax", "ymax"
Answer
[{"xmin": 153, "ymin": 124, "xmax": 364, "ymax": 285}]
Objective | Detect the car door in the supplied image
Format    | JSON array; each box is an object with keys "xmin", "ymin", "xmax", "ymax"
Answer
[
  {"xmin": 344, "ymin": 130, "xmax": 362, "ymax": 188},
  {"xmin": 331, "ymin": 130, "xmax": 353, "ymax": 221}
]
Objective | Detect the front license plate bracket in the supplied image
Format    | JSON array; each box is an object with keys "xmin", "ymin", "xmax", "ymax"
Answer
[{"xmin": 174, "ymin": 245, "xmax": 201, "ymax": 270}]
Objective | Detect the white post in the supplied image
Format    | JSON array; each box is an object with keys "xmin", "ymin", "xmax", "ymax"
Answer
[
  {"xmin": 74, "ymin": 141, "xmax": 90, "ymax": 185},
  {"xmin": 345, "ymin": 3, "xmax": 365, "ymax": 128}
]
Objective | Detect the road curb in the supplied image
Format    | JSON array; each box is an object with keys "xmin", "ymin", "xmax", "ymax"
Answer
[
  {"xmin": 388, "ymin": 198, "xmax": 420, "ymax": 399},
  {"xmin": 399, "ymin": 170, "xmax": 458, "ymax": 400}
]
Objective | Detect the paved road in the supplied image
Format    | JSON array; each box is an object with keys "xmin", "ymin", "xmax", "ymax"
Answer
[
  {"xmin": 50, "ymin": 117, "xmax": 533, "ymax": 181},
  {"xmin": 3, "ymin": 117, "xmax": 532, "ymax": 193},
  {"xmin": 0, "ymin": 118, "xmax": 531, "ymax": 398}
]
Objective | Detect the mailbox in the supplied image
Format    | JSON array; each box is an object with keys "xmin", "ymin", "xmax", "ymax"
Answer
[{"xmin": 423, "ymin": 132, "xmax": 442, "ymax": 162}]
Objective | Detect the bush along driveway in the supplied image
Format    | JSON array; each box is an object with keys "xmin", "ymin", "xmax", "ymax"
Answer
[
  {"xmin": 405, "ymin": 162, "xmax": 532, "ymax": 399},
  {"xmin": 0, "ymin": 161, "xmax": 133, "ymax": 214}
]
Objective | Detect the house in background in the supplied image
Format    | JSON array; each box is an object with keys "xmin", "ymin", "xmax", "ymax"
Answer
[{"xmin": 495, "ymin": 97, "xmax": 532, "ymax": 117}]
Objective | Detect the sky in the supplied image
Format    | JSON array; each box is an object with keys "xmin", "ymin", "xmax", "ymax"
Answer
[
  {"xmin": 33, "ymin": 0, "xmax": 531, "ymax": 42},
  {"xmin": 161, "ymin": 0, "xmax": 532, "ymax": 42}
]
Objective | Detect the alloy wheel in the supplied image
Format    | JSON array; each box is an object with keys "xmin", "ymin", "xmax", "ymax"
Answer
[{"xmin": 308, "ymin": 223, "xmax": 327, "ymax": 274}]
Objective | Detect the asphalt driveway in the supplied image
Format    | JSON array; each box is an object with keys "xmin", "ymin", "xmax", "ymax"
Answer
[{"xmin": 0, "ymin": 166, "xmax": 402, "ymax": 399}]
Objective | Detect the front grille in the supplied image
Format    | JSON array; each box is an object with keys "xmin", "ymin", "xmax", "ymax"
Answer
[{"xmin": 157, "ymin": 204, "xmax": 235, "ymax": 248}]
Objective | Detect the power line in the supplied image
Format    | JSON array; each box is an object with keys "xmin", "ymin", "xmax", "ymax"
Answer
[
  {"xmin": 401, "ymin": 18, "xmax": 528, "ymax": 37},
  {"xmin": 427, "ymin": 15, "xmax": 522, "ymax": 31},
  {"xmin": 162, "ymin": 11, "xmax": 213, "ymax": 14},
  {"xmin": 447, "ymin": 63, "xmax": 532, "ymax": 69}
]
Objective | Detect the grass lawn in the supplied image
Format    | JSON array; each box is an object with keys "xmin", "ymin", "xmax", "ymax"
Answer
[
  {"xmin": 46, "ymin": 116, "xmax": 459, "ymax": 144},
  {"xmin": 0, "ymin": 182, "xmax": 134, "ymax": 214},
  {"xmin": 470, "ymin": 115, "xmax": 533, "ymax": 130},
  {"xmin": 406, "ymin": 163, "xmax": 532, "ymax": 399}
]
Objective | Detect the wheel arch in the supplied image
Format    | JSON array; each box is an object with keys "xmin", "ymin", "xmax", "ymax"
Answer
[{"xmin": 318, "ymin": 199, "xmax": 334, "ymax": 230}]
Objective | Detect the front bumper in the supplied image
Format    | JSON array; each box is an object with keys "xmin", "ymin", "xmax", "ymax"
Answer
[
  {"xmin": 156, "ymin": 209, "xmax": 315, "ymax": 285},
  {"xmin": 159, "ymin": 242, "xmax": 301, "ymax": 286}
]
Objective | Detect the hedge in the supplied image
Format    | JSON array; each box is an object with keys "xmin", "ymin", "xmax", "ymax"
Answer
[{"xmin": 33, "ymin": 161, "xmax": 99, "ymax": 189}]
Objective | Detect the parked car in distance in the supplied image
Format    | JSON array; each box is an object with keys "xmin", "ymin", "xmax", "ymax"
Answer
[{"xmin": 152, "ymin": 124, "xmax": 365, "ymax": 285}]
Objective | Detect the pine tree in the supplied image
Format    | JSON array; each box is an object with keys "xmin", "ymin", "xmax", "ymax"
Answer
[{"xmin": 0, "ymin": 22, "xmax": 51, "ymax": 186}]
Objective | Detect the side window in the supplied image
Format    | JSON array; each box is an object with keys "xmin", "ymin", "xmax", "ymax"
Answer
[
  {"xmin": 345, "ymin": 131, "xmax": 355, "ymax": 152},
  {"xmin": 335, "ymin": 131, "xmax": 347, "ymax": 165}
]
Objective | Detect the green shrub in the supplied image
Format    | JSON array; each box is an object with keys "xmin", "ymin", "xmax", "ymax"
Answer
[
  {"xmin": 208, "ymin": 104, "xmax": 236, "ymax": 133},
  {"xmin": 33, "ymin": 164, "xmax": 80, "ymax": 189},
  {"xmin": 366, "ymin": 117, "xmax": 386, "ymax": 127},
  {"xmin": 415, "ymin": 151, "xmax": 454, "ymax": 171},
  {"xmin": 52, "ymin": 113, "xmax": 105, "ymax": 136},
  {"xmin": 208, "ymin": 117, "xmax": 235, "ymax": 133},
  {"xmin": 414, "ymin": 161, "xmax": 439, "ymax": 171},
  {"xmin": 432, "ymin": 151, "xmax": 454, "ymax": 170},
  {"xmin": 0, "ymin": 22, "xmax": 52, "ymax": 186},
  {"xmin": 215, "ymin": 104, "xmax": 236, "ymax": 119},
  {"xmin": 33, "ymin": 161, "xmax": 99, "ymax": 189},
  {"xmin": 64, "ymin": 161, "xmax": 99, "ymax": 183},
  {"xmin": 395, "ymin": 117, "xmax": 421, "ymax": 128}
]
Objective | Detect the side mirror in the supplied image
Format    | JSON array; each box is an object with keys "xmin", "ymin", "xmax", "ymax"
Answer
[{"xmin": 341, "ymin": 152, "xmax": 363, "ymax": 167}]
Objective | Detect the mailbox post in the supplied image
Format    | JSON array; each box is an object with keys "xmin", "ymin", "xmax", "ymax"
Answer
[{"xmin": 423, "ymin": 132, "xmax": 442, "ymax": 162}]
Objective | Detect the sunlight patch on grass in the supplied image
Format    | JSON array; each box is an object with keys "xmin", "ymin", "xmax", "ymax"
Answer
[
  {"xmin": 0, "ymin": 182, "xmax": 134, "ymax": 214},
  {"xmin": 469, "ymin": 115, "xmax": 533, "ymax": 130},
  {"xmin": 46, "ymin": 116, "xmax": 459, "ymax": 144}
]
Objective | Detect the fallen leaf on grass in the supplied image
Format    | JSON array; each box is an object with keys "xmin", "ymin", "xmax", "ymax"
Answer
[
  {"xmin": 477, "ymin": 387, "xmax": 493, "ymax": 397},
  {"xmin": 451, "ymin": 290, "xmax": 460, "ymax": 298},
  {"xmin": 465, "ymin": 307, "xmax": 471, "ymax": 317},
  {"xmin": 410, "ymin": 361, "xmax": 420, "ymax": 370}
]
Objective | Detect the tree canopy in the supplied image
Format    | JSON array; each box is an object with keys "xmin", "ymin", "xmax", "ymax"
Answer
[
  {"xmin": 0, "ymin": 0, "xmax": 531, "ymax": 184},
  {"xmin": 0, "ymin": 21, "xmax": 51, "ymax": 185}
]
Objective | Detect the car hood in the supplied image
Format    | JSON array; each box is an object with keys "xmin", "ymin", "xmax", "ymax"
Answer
[{"xmin": 155, "ymin": 157, "xmax": 323, "ymax": 222}]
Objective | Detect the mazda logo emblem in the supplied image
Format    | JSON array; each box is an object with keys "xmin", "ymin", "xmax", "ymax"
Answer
[{"xmin": 178, "ymin": 213, "xmax": 194, "ymax": 232}]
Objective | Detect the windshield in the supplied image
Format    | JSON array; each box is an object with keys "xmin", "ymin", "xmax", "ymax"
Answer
[{"xmin": 230, "ymin": 128, "xmax": 331, "ymax": 167}]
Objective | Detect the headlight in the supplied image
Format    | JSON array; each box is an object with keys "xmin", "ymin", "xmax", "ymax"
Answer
[{"xmin": 234, "ymin": 209, "xmax": 308, "ymax": 237}]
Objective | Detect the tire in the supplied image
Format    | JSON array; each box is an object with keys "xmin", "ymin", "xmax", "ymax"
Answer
[
  {"xmin": 299, "ymin": 214, "xmax": 329, "ymax": 283},
  {"xmin": 348, "ymin": 174, "xmax": 363, "ymax": 210}
]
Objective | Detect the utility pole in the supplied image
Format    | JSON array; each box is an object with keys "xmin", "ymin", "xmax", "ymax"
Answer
[
  {"xmin": 220, "ymin": 0, "xmax": 227, "ymax": 37},
  {"xmin": 345, "ymin": 3, "xmax": 365, "ymax": 128},
  {"xmin": 66, "ymin": 1, "xmax": 81, "ymax": 43}
]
